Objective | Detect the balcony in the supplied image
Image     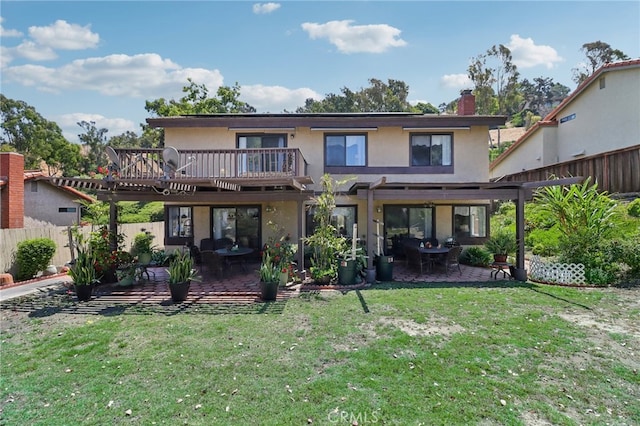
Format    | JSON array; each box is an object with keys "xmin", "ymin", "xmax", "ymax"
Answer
[{"xmin": 112, "ymin": 147, "xmax": 309, "ymax": 188}]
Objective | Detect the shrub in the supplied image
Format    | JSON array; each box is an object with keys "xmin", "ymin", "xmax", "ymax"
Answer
[
  {"xmin": 460, "ymin": 246, "xmax": 492, "ymax": 267},
  {"xmin": 627, "ymin": 198, "xmax": 640, "ymax": 218},
  {"xmin": 16, "ymin": 238, "xmax": 57, "ymax": 281}
]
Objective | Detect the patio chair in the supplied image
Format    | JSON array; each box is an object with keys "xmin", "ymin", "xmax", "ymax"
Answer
[
  {"xmin": 201, "ymin": 250, "xmax": 224, "ymax": 280},
  {"xmin": 405, "ymin": 246, "xmax": 431, "ymax": 275},
  {"xmin": 439, "ymin": 245, "xmax": 463, "ymax": 275},
  {"xmin": 200, "ymin": 238, "xmax": 215, "ymax": 252}
]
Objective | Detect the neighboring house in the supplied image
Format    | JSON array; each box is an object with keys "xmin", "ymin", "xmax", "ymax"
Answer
[
  {"xmin": 0, "ymin": 152, "xmax": 94, "ymax": 228},
  {"xmin": 46, "ymin": 91, "xmax": 574, "ymax": 272},
  {"xmin": 490, "ymin": 59, "xmax": 640, "ymax": 194}
]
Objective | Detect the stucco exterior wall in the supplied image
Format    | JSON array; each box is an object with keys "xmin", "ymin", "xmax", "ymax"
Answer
[
  {"xmin": 165, "ymin": 124, "xmax": 491, "ymax": 192},
  {"xmin": 23, "ymin": 181, "xmax": 82, "ymax": 226},
  {"xmin": 554, "ymin": 67, "xmax": 639, "ymax": 162}
]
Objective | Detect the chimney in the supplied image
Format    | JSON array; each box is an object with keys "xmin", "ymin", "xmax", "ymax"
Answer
[
  {"xmin": 0, "ymin": 152, "xmax": 25, "ymax": 229},
  {"xmin": 458, "ymin": 89, "xmax": 475, "ymax": 115}
]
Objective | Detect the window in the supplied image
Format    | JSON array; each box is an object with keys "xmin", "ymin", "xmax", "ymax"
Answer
[
  {"xmin": 58, "ymin": 207, "xmax": 77, "ymax": 213},
  {"xmin": 306, "ymin": 205, "xmax": 357, "ymax": 238},
  {"xmin": 411, "ymin": 134, "xmax": 452, "ymax": 166},
  {"xmin": 384, "ymin": 205, "xmax": 435, "ymax": 254},
  {"xmin": 453, "ymin": 206, "xmax": 487, "ymax": 243},
  {"xmin": 238, "ymin": 134, "xmax": 287, "ymax": 174},
  {"xmin": 599, "ymin": 77, "xmax": 606, "ymax": 89},
  {"xmin": 211, "ymin": 206, "xmax": 261, "ymax": 253},
  {"xmin": 165, "ymin": 206, "xmax": 193, "ymax": 245},
  {"xmin": 325, "ymin": 135, "xmax": 366, "ymax": 166},
  {"xmin": 31, "ymin": 181, "xmax": 38, "ymax": 192}
]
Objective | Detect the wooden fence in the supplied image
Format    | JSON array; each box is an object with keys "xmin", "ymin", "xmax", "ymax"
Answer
[
  {"xmin": 497, "ymin": 145, "xmax": 640, "ymax": 194},
  {"xmin": 0, "ymin": 222, "xmax": 165, "ymax": 276}
]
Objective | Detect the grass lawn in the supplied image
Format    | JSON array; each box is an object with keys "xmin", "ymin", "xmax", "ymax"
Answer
[{"xmin": 1, "ymin": 281, "xmax": 638, "ymax": 425}]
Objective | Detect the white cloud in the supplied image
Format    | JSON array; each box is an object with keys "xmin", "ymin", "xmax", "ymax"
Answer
[
  {"xmin": 240, "ymin": 84, "xmax": 321, "ymax": 112},
  {"xmin": 301, "ymin": 20, "xmax": 406, "ymax": 54},
  {"xmin": 252, "ymin": 3, "xmax": 281, "ymax": 14},
  {"xmin": 506, "ymin": 34, "xmax": 563, "ymax": 69},
  {"xmin": 0, "ymin": 17, "xmax": 23, "ymax": 37},
  {"xmin": 57, "ymin": 113, "xmax": 138, "ymax": 143},
  {"xmin": 14, "ymin": 40, "xmax": 57, "ymax": 61},
  {"xmin": 2, "ymin": 53, "xmax": 224, "ymax": 99},
  {"xmin": 28, "ymin": 19, "xmax": 100, "ymax": 50},
  {"xmin": 0, "ymin": 46, "xmax": 14, "ymax": 68},
  {"xmin": 441, "ymin": 73, "xmax": 471, "ymax": 89}
]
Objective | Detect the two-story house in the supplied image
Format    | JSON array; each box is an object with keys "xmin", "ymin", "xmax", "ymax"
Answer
[
  {"xmin": 490, "ymin": 59, "xmax": 640, "ymax": 194},
  {"xmin": 49, "ymin": 91, "xmax": 571, "ymax": 275}
]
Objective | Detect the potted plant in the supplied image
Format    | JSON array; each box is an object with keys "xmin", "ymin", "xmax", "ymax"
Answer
[
  {"xmin": 258, "ymin": 251, "xmax": 280, "ymax": 301},
  {"xmin": 131, "ymin": 231, "xmax": 155, "ymax": 265},
  {"xmin": 337, "ymin": 242, "xmax": 367, "ymax": 286},
  {"xmin": 485, "ymin": 231, "xmax": 518, "ymax": 263},
  {"xmin": 166, "ymin": 249, "xmax": 199, "ymax": 302},
  {"xmin": 303, "ymin": 174, "xmax": 354, "ymax": 284},
  {"xmin": 67, "ymin": 234, "xmax": 100, "ymax": 302}
]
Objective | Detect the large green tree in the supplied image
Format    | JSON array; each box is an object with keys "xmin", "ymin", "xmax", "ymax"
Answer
[
  {"xmin": 296, "ymin": 78, "xmax": 416, "ymax": 113},
  {"xmin": 77, "ymin": 120, "xmax": 108, "ymax": 175},
  {"xmin": 143, "ymin": 79, "xmax": 255, "ymax": 147},
  {"xmin": 468, "ymin": 44, "xmax": 520, "ymax": 117},
  {"xmin": 0, "ymin": 94, "xmax": 82, "ymax": 175},
  {"xmin": 571, "ymin": 41, "xmax": 630, "ymax": 85}
]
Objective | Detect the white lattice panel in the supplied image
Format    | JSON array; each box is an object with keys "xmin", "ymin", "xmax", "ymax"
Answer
[{"xmin": 529, "ymin": 255, "xmax": 586, "ymax": 285}]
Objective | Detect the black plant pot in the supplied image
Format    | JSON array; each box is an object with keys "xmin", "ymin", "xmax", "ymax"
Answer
[
  {"xmin": 260, "ymin": 280, "xmax": 279, "ymax": 301},
  {"xmin": 75, "ymin": 283, "xmax": 95, "ymax": 302},
  {"xmin": 338, "ymin": 259, "xmax": 357, "ymax": 285},
  {"xmin": 168, "ymin": 281, "xmax": 191, "ymax": 302}
]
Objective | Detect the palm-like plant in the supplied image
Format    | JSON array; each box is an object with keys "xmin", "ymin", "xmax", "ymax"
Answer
[{"xmin": 167, "ymin": 250, "xmax": 199, "ymax": 284}]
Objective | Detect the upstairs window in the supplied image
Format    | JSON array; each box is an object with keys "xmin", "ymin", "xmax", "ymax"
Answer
[
  {"xmin": 411, "ymin": 134, "xmax": 452, "ymax": 166},
  {"xmin": 325, "ymin": 135, "xmax": 366, "ymax": 166}
]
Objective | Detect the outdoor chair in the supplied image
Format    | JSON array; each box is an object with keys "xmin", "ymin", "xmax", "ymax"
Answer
[
  {"xmin": 200, "ymin": 238, "xmax": 215, "ymax": 252},
  {"xmin": 200, "ymin": 250, "xmax": 224, "ymax": 280},
  {"xmin": 438, "ymin": 245, "xmax": 463, "ymax": 275},
  {"xmin": 405, "ymin": 246, "xmax": 431, "ymax": 275}
]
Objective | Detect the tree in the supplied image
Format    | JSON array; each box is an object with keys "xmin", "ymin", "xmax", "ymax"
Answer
[
  {"xmin": 518, "ymin": 77, "xmax": 570, "ymax": 119},
  {"xmin": 77, "ymin": 120, "xmax": 108, "ymax": 175},
  {"xmin": 412, "ymin": 102, "xmax": 440, "ymax": 114},
  {"xmin": 468, "ymin": 45, "xmax": 520, "ymax": 117},
  {"xmin": 145, "ymin": 79, "xmax": 255, "ymax": 117},
  {"xmin": 571, "ymin": 41, "xmax": 630, "ymax": 85},
  {"xmin": 0, "ymin": 94, "xmax": 82, "ymax": 174},
  {"xmin": 144, "ymin": 79, "xmax": 255, "ymax": 147},
  {"xmin": 296, "ymin": 78, "xmax": 415, "ymax": 113},
  {"xmin": 108, "ymin": 131, "xmax": 142, "ymax": 149}
]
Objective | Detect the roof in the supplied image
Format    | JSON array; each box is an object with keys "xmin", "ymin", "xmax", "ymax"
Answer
[
  {"xmin": 490, "ymin": 58, "xmax": 640, "ymax": 170},
  {"xmin": 23, "ymin": 170, "xmax": 95, "ymax": 203},
  {"xmin": 147, "ymin": 112, "xmax": 506, "ymax": 129}
]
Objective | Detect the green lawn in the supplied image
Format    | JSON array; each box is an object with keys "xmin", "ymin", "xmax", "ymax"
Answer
[{"xmin": 1, "ymin": 281, "xmax": 638, "ymax": 425}]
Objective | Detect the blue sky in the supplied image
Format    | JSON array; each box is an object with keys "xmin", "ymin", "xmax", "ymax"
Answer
[{"xmin": 1, "ymin": 1, "xmax": 639, "ymax": 143}]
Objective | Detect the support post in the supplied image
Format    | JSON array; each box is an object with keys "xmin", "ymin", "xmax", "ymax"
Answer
[
  {"xmin": 367, "ymin": 188, "xmax": 375, "ymax": 271},
  {"xmin": 109, "ymin": 201, "xmax": 118, "ymax": 252}
]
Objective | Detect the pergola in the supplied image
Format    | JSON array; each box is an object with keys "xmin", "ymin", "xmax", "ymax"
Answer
[{"xmin": 46, "ymin": 173, "xmax": 582, "ymax": 282}]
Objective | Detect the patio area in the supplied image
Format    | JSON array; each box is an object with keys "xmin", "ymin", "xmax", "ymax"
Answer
[{"xmin": 95, "ymin": 259, "xmax": 506, "ymax": 305}]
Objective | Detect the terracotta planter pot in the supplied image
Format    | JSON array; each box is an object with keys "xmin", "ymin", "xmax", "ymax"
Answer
[
  {"xmin": 493, "ymin": 254, "xmax": 508, "ymax": 263},
  {"xmin": 168, "ymin": 281, "xmax": 191, "ymax": 302}
]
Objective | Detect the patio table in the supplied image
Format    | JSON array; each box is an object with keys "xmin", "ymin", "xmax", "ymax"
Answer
[
  {"xmin": 215, "ymin": 247, "xmax": 254, "ymax": 272},
  {"xmin": 418, "ymin": 246, "xmax": 450, "ymax": 272}
]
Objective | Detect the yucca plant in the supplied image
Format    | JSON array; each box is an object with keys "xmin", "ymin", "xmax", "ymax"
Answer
[
  {"xmin": 166, "ymin": 250, "xmax": 199, "ymax": 284},
  {"xmin": 68, "ymin": 234, "xmax": 100, "ymax": 286}
]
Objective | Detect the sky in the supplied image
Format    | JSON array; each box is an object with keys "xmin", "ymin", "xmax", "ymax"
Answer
[{"xmin": 1, "ymin": 1, "xmax": 639, "ymax": 143}]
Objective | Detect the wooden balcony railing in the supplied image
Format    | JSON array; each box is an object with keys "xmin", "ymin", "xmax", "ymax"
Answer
[{"xmin": 113, "ymin": 148, "xmax": 308, "ymax": 181}]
